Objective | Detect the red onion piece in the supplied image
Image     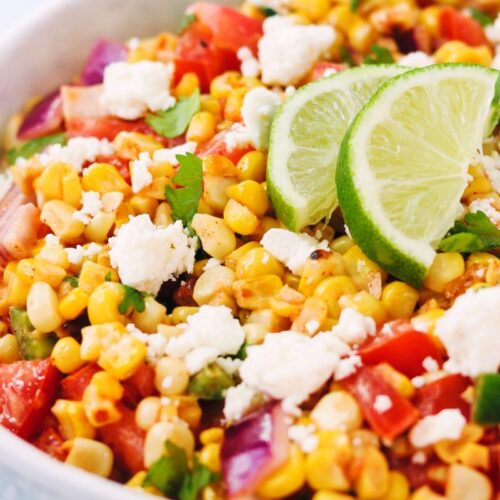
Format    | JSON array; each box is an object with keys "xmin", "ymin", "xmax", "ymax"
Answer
[
  {"xmin": 221, "ymin": 403, "xmax": 289, "ymax": 497},
  {"xmin": 17, "ymin": 90, "xmax": 63, "ymax": 140},
  {"xmin": 81, "ymin": 39, "xmax": 128, "ymax": 86}
]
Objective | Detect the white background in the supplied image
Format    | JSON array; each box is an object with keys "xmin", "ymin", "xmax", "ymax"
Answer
[{"xmin": 1, "ymin": 0, "xmax": 55, "ymax": 38}]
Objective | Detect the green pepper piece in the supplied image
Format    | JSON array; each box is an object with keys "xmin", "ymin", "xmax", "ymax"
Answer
[
  {"xmin": 472, "ymin": 373, "xmax": 500, "ymax": 425},
  {"xmin": 187, "ymin": 363, "xmax": 234, "ymax": 400}
]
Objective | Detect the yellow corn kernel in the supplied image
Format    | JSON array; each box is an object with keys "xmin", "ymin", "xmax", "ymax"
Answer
[
  {"xmin": 193, "ymin": 266, "xmax": 235, "ymax": 306},
  {"xmin": 313, "ymin": 276, "xmax": 358, "ymax": 319},
  {"xmin": 198, "ymin": 443, "xmax": 222, "ymax": 473},
  {"xmin": 330, "ymin": 235, "xmax": 355, "ymax": 255},
  {"xmin": 187, "ymin": 111, "xmax": 216, "ymax": 144},
  {"xmin": 339, "ymin": 291, "xmax": 388, "ymax": 325},
  {"xmin": 243, "ymin": 323, "xmax": 267, "ymax": 344},
  {"xmin": 136, "ymin": 396, "xmax": 162, "ymax": 431},
  {"xmin": 58, "ymin": 288, "xmax": 89, "ymax": 321},
  {"xmin": 173, "ymin": 72, "xmax": 200, "ymax": 98},
  {"xmin": 381, "ymin": 281, "xmax": 419, "ymax": 320},
  {"xmin": 312, "ymin": 391, "xmax": 363, "ymax": 432},
  {"xmin": 7, "ymin": 275, "xmax": 31, "ymax": 308},
  {"xmin": 373, "ymin": 364, "xmax": 415, "ymax": 399},
  {"xmin": 446, "ymin": 464, "xmax": 492, "ymax": 500},
  {"xmin": 170, "ymin": 307, "xmax": 199, "ymax": 325},
  {"xmin": 457, "ymin": 442, "xmax": 489, "ymax": 469},
  {"xmin": 291, "ymin": 296, "xmax": 328, "ymax": 335},
  {"xmin": 236, "ymin": 247, "xmax": 285, "ymax": 280},
  {"xmin": 378, "ymin": 471, "xmax": 410, "ymax": 500},
  {"xmin": 200, "ymin": 427, "xmax": 224, "ymax": 446},
  {"xmin": 203, "ymin": 175, "xmax": 237, "ymax": 214},
  {"xmin": 36, "ymin": 240, "xmax": 70, "ymax": 270},
  {"xmin": 223, "ymin": 199, "xmax": 260, "ymax": 236},
  {"xmin": 419, "ymin": 6, "xmax": 441, "ymax": 37},
  {"xmin": 294, "ymin": 0, "xmax": 330, "ymax": 21},
  {"xmin": 325, "ymin": 5, "xmax": 356, "ymax": 33},
  {"xmin": 82, "ymin": 389, "xmax": 122, "ymax": 427},
  {"xmin": 35, "ymin": 162, "xmax": 82, "ymax": 208},
  {"xmin": 16, "ymin": 258, "xmax": 66, "ymax": 288},
  {"xmin": 306, "ymin": 447, "xmax": 350, "ymax": 492},
  {"xmin": 144, "ymin": 421, "xmax": 195, "ymax": 467},
  {"xmin": 113, "ymin": 131, "xmax": 162, "ymax": 160},
  {"xmin": 270, "ymin": 285, "xmax": 305, "ymax": 318},
  {"xmin": 0, "ymin": 334, "xmax": 21, "ymax": 363},
  {"xmin": 210, "ymin": 71, "xmax": 242, "ymax": 99},
  {"xmin": 226, "ymin": 180, "xmax": 269, "ymax": 217},
  {"xmin": 82, "ymin": 163, "xmax": 131, "ymax": 195},
  {"xmin": 126, "ymin": 471, "xmax": 148, "ymax": 489},
  {"xmin": 316, "ymin": 430, "xmax": 353, "ymax": 464},
  {"xmin": 51, "ymin": 337, "xmax": 85, "ymax": 374},
  {"xmin": 98, "ymin": 333, "xmax": 146, "ymax": 380},
  {"xmin": 192, "ymin": 214, "xmax": 237, "ymax": 259},
  {"xmin": 434, "ymin": 41, "xmax": 492, "ymax": 66},
  {"xmin": 200, "ymin": 95, "xmax": 223, "ymax": 121},
  {"xmin": 257, "ymin": 445, "xmax": 306, "ymax": 499},
  {"xmin": 80, "ymin": 322, "xmax": 125, "ymax": 361},
  {"xmin": 299, "ymin": 251, "xmax": 346, "ymax": 297},
  {"xmin": 246, "ymin": 308, "xmax": 289, "ymax": 333},
  {"xmin": 466, "ymin": 252, "xmax": 498, "ymax": 270},
  {"xmin": 410, "ymin": 486, "xmax": 445, "ymax": 500},
  {"xmin": 129, "ymin": 195, "xmax": 158, "ymax": 219},
  {"xmin": 224, "ymin": 87, "xmax": 248, "ymax": 122},
  {"xmin": 233, "ymin": 274, "xmax": 283, "ymax": 310},
  {"xmin": 78, "ymin": 261, "xmax": 116, "ymax": 294},
  {"xmin": 40, "ymin": 200, "xmax": 85, "ymax": 242},
  {"xmin": 343, "ymin": 246, "xmax": 387, "ymax": 297},
  {"xmin": 3, "ymin": 262, "xmax": 18, "ymax": 285},
  {"xmin": 131, "ymin": 296, "xmax": 166, "ymax": 333},
  {"xmin": 203, "ymin": 155, "xmax": 238, "ymax": 177},
  {"xmin": 91, "ymin": 371, "xmax": 124, "ymax": 400},
  {"xmin": 27, "ymin": 281, "xmax": 63, "ymax": 333},
  {"xmin": 154, "ymin": 356, "xmax": 189, "ymax": 396},
  {"xmin": 434, "ymin": 424, "xmax": 483, "ymax": 465},
  {"xmin": 154, "ymin": 202, "xmax": 174, "ymax": 227},
  {"xmin": 87, "ymin": 282, "xmax": 126, "ymax": 325},
  {"xmin": 52, "ymin": 399, "xmax": 95, "ymax": 439},
  {"xmin": 424, "ymin": 252, "xmax": 465, "ymax": 292},
  {"xmin": 462, "ymin": 177, "xmax": 493, "ymax": 200},
  {"xmin": 65, "ymin": 437, "xmax": 113, "ymax": 477},
  {"xmin": 410, "ymin": 308, "xmax": 445, "ymax": 336},
  {"xmin": 313, "ymin": 492, "xmax": 354, "ymax": 500},
  {"xmin": 348, "ymin": 18, "xmax": 376, "ymax": 53},
  {"xmin": 236, "ymin": 151, "xmax": 267, "ymax": 183},
  {"xmin": 224, "ymin": 241, "xmax": 261, "ymax": 271},
  {"xmin": 354, "ymin": 446, "xmax": 390, "ymax": 499}
]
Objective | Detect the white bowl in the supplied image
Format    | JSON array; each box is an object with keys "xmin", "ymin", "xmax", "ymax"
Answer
[{"xmin": 0, "ymin": 0, "xmax": 237, "ymax": 498}]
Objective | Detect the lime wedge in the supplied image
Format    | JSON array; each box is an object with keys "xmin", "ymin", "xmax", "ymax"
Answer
[
  {"xmin": 267, "ymin": 65, "xmax": 407, "ymax": 231},
  {"xmin": 337, "ymin": 64, "xmax": 498, "ymax": 287}
]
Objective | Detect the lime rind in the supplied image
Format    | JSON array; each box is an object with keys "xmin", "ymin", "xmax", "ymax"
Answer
[
  {"xmin": 267, "ymin": 65, "xmax": 408, "ymax": 231},
  {"xmin": 337, "ymin": 64, "xmax": 499, "ymax": 288}
]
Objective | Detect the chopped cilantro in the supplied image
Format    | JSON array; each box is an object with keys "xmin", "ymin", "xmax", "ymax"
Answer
[
  {"xmin": 7, "ymin": 133, "xmax": 66, "ymax": 165},
  {"xmin": 236, "ymin": 342, "xmax": 248, "ymax": 360},
  {"xmin": 63, "ymin": 276, "xmax": 79, "ymax": 288},
  {"xmin": 438, "ymin": 211, "xmax": 500, "ymax": 253},
  {"xmin": 350, "ymin": 0, "xmax": 361, "ymax": 11},
  {"xmin": 118, "ymin": 285, "xmax": 146, "ymax": 314},
  {"xmin": 363, "ymin": 45, "xmax": 395, "ymax": 65},
  {"xmin": 104, "ymin": 271, "xmax": 112, "ymax": 282},
  {"xmin": 340, "ymin": 47, "xmax": 355, "ymax": 67},
  {"xmin": 259, "ymin": 6, "xmax": 278, "ymax": 17},
  {"xmin": 146, "ymin": 89, "xmax": 201, "ymax": 139},
  {"xmin": 165, "ymin": 153, "xmax": 203, "ymax": 228},
  {"xmin": 179, "ymin": 13, "xmax": 197, "ymax": 33},
  {"xmin": 469, "ymin": 8, "xmax": 493, "ymax": 27},
  {"xmin": 143, "ymin": 441, "xmax": 218, "ymax": 500}
]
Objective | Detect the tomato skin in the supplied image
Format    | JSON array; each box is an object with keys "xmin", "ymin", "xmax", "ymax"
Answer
[
  {"xmin": 98, "ymin": 404, "xmax": 145, "ymax": 474},
  {"xmin": 413, "ymin": 374, "xmax": 470, "ymax": 418},
  {"xmin": 439, "ymin": 8, "xmax": 489, "ymax": 47},
  {"xmin": 60, "ymin": 363, "xmax": 101, "ymax": 401},
  {"xmin": 198, "ymin": 127, "xmax": 254, "ymax": 164},
  {"xmin": 192, "ymin": 3, "xmax": 263, "ymax": 54},
  {"xmin": 33, "ymin": 426, "xmax": 67, "ymax": 461},
  {"xmin": 343, "ymin": 365, "xmax": 419, "ymax": 440},
  {"xmin": 359, "ymin": 321, "xmax": 443, "ymax": 378},
  {"xmin": 122, "ymin": 363, "xmax": 156, "ymax": 408},
  {"xmin": 0, "ymin": 359, "xmax": 60, "ymax": 440}
]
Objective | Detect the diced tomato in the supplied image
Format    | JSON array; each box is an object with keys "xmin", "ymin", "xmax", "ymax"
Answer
[
  {"xmin": 439, "ymin": 8, "xmax": 489, "ymax": 47},
  {"xmin": 311, "ymin": 62, "xmax": 348, "ymax": 81},
  {"xmin": 0, "ymin": 359, "xmax": 60, "ymax": 440},
  {"xmin": 413, "ymin": 374, "xmax": 470, "ymax": 418},
  {"xmin": 60, "ymin": 363, "xmax": 101, "ymax": 401},
  {"xmin": 122, "ymin": 363, "xmax": 156, "ymax": 408},
  {"xmin": 342, "ymin": 365, "xmax": 419, "ymax": 440},
  {"xmin": 359, "ymin": 321, "xmax": 443, "ymax": 378},
  {"xmin": 99, "ymin": 404, "xmax": 145, "ymax": 474},
  {"xmin": 33, "ymin": 427, "xmax": 67, "ymax": 461},
  {"xmin": 174, "ymin": 22, "xmax": 239, "ymax": 92},
  {"xmin": 198, "ymin": 126, "xmax": 253, "ymax": 164},
  {"xmin": 191, "ymin": 3, "xmax": 263, "ymax": 54}
]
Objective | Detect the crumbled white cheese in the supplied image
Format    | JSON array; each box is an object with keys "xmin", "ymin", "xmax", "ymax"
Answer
[
  {"xmin": 165, "ymin": 306, "xmax": 245, "ymax": 374},
  {"xmin": 101, "ymin": 61, "xmax": 176, "ymax": 120},
  {"xmin": 153, "ymin": 141, "xmax": 197, "ymax": 165},
  {"xmin": 482, "ymin": 152, "xmax": 500, "ymax": 193},
  {"xmin": 323, "ymin": 68, "xmax": 338, "ymax": 77},
  {"xmin": 261, "ymin": 228, "xmax": 329, "ymax": 274},
  {"xmin": 258, "ymin": 16, "xmax": 336, "ymax": 86},
  {"xmin": 223, "ymin": 383, "xmax": 259, "ymax": 422},
  {"xmin": 335, "ymin": 354, "xmax": 363, "ymax": 380},
  {"xmin": 435, "ymin": 287, "xmax": 500, "ymax": 377},
  {"xmin": 241, "ymin": 87, "xmax": 282, "ymax": 150},
  {"xmin": 492, "ymin": 49, "xmax": 500, "ymax": 70},
  {"xmin": 285, "ymin": 85, "xmax": 296, "ymax": 97},
  {"xmin": 73, "ymin": 191, "xmax": 104, "ymax": 225},
  {"xmin": 469, "ymin": 197, "xmax": 500, "ymax": 225},
  {"xmin": 373, "ymin": 395, "xmax": 393, "ymax": 414},
  {"xmin": 305, "ymin": 320, "xmax": 320, "ymax": 335},
  {"xmin": 422, "ymin": 356, "xmax": 439, "ymax": 373},
  {"xmin": 411, "ymin": 376, "xmax": 425, "ymax": 388},
  {"xmin": 239, "ymin": 331, "xmax": 346, "ymax": 414},
  {"xmin": 131, "ymin": 152, "xmax": 154, "ymax": 193},
  {"xmin": 39, "ymin": 137, "xmax": 114, "ymax": 173},
  {"xmin": 109, "ymin": 215, "xmax": 197, "ymax": 295},
  {"xmin": 409, "ymin": 409, "xmax": 466, "ymax": 448},
  {"xmin": 486, "ymin": 14, "xmax": 500, "ymax": 45},
  {"xmin": 332, "ymin": 308, "xmax": 376, "ymax": 345},
  {"xmin": 288, "ymin": 424, "xmax": 318, "ymax": 453},
  {"xmin": 216, "ymin": 357, "xmax": 242, "ymax": 376},
  {"xmin": 44, "ymin": 234, "xmax": 60, "ymax": 246},
  {"xmin": 65, "ymin": 242, "xmax": 102, "ymax": 266},
  {"xmin": 398, "ymin": 51, "xmax": 435, "ymax": 67},
  {"xmin": 203, "ymin": 258, "xmax": 222, "ymax": 271},
  {"xmin": 224, "ymin": 124, "xmax": 253, "ymax": 153},
  {"xmin": 237, "ymin": 46, "xmax": 261, "ymax": 78},
  {"xmin": 412, "ymin": 451, "xmax": 427, "ymax": 465}
]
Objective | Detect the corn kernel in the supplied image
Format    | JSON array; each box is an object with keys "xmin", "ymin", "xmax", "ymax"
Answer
[
  {"xmin": 52, "ymin": 399, "xmax": 95, "ymax": 439},
  {"xmin": 236, "ymin": 247, "xmax": 285, "ymax": 279},
  {"xmin": 173, "ymin": 72, "xmax": 200, "ymax": 98},
  {"xmin": 293, "ymin": 0, "xmax": 330, "ymax": 21},
  {"xmin": 224, "ymin": 241, "xmax": 261, "ymax": 271},
  {"xmin": 40, "ymin": 200, "xmax": 85, "ymax": 242},
  {"xmin": 446, "ymin": 464, "xmax": 492, "ymax": 500},
  {"xmin": 199, "ymin": 443, "xmax": 222, "ymax": 473},
  {"xmin": 203, "ymin": 155, "xmax": 238, "ymax": 177},
  {"xmin": 16, "ymin": 258, "xmax": 67, "ymax": 288},
  {"xmin": 424, "ymin": 252, "xmax": 465, "ymax": 293},
  {"xmin": 434, "ymin": 41, "xmax": 492, "ymax": 66},
  {"xmin": 339, "ymin": 291, "xmax": 388, "ymax": 325},
  {"xmin": 82, "ymin": 163, "xmax": 131, "ymax": 194},
  {"xmin": 312, "ymin": 391, "xmax": 363, "ymax": 432},
  {"xmin": 7, "ymin": 275, "xmax": 31, "ymax": 308},
  {"xmin": 313, "ymin": 276, "xmax": 358, "ymax": 319},
  {"xmin": 192, "ymin": 214, "xmax": 237, "ymax": 259},
  {"xmin": 381, "ymin": 281, "xmax": 419, "ymax": 320},
  {"xmin": 223, "ymin": 199, "xmax": 260, "ymax": 235},
  {"xmin": 154, "ymin": 356, "xmax": 189, "ymax": 396},
  {"xmin": 80, "ymin": 322, "xmax": 125, "ymax": 361},
  {"xmin": 226, "ymin": 180, "xmax": 269, "ymax": 217},
  {"xmin": 373, "ymin": 363, "xmax": 415, "ymax": 399},
  {"xmin": 233, "ymin": 274, "xmax": 283, "ymax": 309},
  {"xmin": 193, "ymin": 266, "xmax": 235, "ymax": 306},
  {"xmin": 65, "ymin": 438, "xmax": 113, "ymax": 477},
  {"xmin": 354, "ymin": 446, "xmax": 390, "ymax": 499},
  {"xmin": 200, "ymin": 427, "xmax": 224, "ymax": 445},
  {"xmin": 237, "ymin": 151, "xmax": 267, "ymax": 183},
  {"xmin": 203, "ymin": 175, "xmax": 237, "ymax": 214},
  {"xmin": 299, "ymin": 251, "xmax": 346, "ymax": 297},
  {"xmin": 306, "ymin": 447, "xmax": 350, "ymax": 492},
  {"xmin": 27, "ymin": 281, "xmax": 63, "ymax": 333},
  {"xmin": 343, "ymin": 246, "xmax": 387, "ymax": 297},
  {"xmin": 291, "ymin": 296, "xmax": 328, "ymax": 335},
  {"xmin": 224, "ymin": 87, "xmax": 248, "ymax": 122},
  {"xmin": 52, "ymin": 337, "xmax": 85, "ymax": 373},
  {"xmin": 187, "ymin": 112, "xmax": 216, "ymax": 143},
  {"xmin": 87, "ymin": 282, "xmax": 126, "ymax": 325},
  {"xmin": 144, "ymin": 422, "xmax": 195, "ymax": 467},
  {"xmin": 58, "ymin": 288, "xmax": 89, "ymax": 321},
  {"xmin": 170, "ymin": 307, "xmax": 199, "ymax": 325},
  {"xmin": 379, "ymin": 471, "xmax": 410, "ymax": 500},
  {"xmin": 98, "ymin": 333, "xmax": 146, "ymax": 379},
  {"xmin": 329, "ymin": 235, "xmax": 355, "ymax": 255},
  {"xmin": 270, "ymin": 285, "xmax": 305, "ymax": 318},
  {"xmin": 210, "ymin": 71, "xmax": 242, "ymax": 99},
  {"xmin": 0, "ymin": 334, "xmax": 21, "ymax": 363},
  {"xmin": 35, "ymin": 162, "xmax": 82, "ymax": 208},
  {"xmin": 348, "ymin": 18, "xmax": 376, "ymax": 53},
  {"xmin": 200, "ymin": 95, "xmax": 222, "ymax": 121},
  {"xmin": 113, "ymin": 131, "xmax": 163, "ymax": 160}
]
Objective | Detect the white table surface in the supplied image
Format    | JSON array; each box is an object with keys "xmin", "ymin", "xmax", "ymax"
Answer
[{"xmin": 1, "ymin": 0, "xmax": 56, "ymax": 38}]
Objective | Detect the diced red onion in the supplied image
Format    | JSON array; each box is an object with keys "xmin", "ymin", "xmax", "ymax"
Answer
[
  {"xmin": 81, "ymin": 39, "xmax": 127, "ymax": 86},
  {"xmin": 17, "ymin": 90, "xmax": 63, "ymax": 140}
]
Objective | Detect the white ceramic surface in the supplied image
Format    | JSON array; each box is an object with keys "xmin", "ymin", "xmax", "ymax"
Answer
[{"xmin": 0, "ymin": 0, "xmax": 236, "ymax": 498}]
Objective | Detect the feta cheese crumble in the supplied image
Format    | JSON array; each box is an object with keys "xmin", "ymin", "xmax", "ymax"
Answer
[
  {"xmin": 65, "ymin": 243, "xmax": 102, "ymax": 266},
  {"xmin": 223, "ymin": 383, "xmax": 259, "ymax": 422},
  {"xmin": 261, "ymin": 228, "xmax": 329, "ymax": 274},
  {"xmin": 482, "ymin": 152, "xmax": 500, "ymax": 193},
  {"xmin": 165, "ymin": 306, "xmax": 245, "ymax": 374},
  {"xmin": 109, "ymin": 215, "xmax": 197, "ymax": 295},
  {"xmin": 131, "ymin": 152, "xmax": 154, "ymax": 193},
  {"xmin": 101, "ymin": 61, "xmax": 176, "ymax": 120},
  {"xmin": 409, "ymin": 409, "xmax": 466, "ymax": 448},
  {"xmin": 469, "ymin": 197, "xmax": 500, "ymax": 225},
  {"xmin": 398, "ymin": 51, "xmax": 435, "ymax": 67},
  {"xmin": 153, "ymin": 142, "xmax": 197, "ymax": 165},
  {"xmin": 237, "ymin": 46, "xmax": 261, "ymax": 78},
  {"xmin": 435, "ymin": 287, "xmax": 500, "ymax": 377},
  {"xmin": 422, "ymin": 356, "xmax": 439, "ymax": 373},
  {"xmin": 73, "ymin": 191, "xmax": 104, "ymax": 225},
  {"xmin": 332, "ymin": 308, "xmax": 376, "ymax": 345},
  {"xmin": 486, "ymin": 14, "xmax": 500, "ymax": 45},
  {"xmin": 288, "ymin": 424, "xmax": 318, "ymax": 453},
  {"xmin": 335, "ymin": 354, "xmax": 363, "ymax": 380},
  {"xmin": 258, "ymin": 16, "xmax": 336, "ymax": 86},
  {"xmin": 373, "ymin": 395, "xmax": 393, "ymax": 414}
]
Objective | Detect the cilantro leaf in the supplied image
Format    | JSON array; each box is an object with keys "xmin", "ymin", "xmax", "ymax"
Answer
[
  {"xmin": 146, "ymin": 90, "xmax": 201, "ymax": 139},
  {"xmin": 165, "ymin": 153, "xmax": 203, "ymax": 227},
  {"xmin": 118, "ymin": 285, "xmax": 146, "ymax": 314},
  {"xmin": 236, "ymin": 342, "xmax": 248, "ymax": 360},
  {"xmin": 469, "ymin": 7, "xmax": 493, "ymax": 27},
  {"xmin": 179, "ymin": 457, "xmax": 219, "ymax": 500},
  {"xmin": 259, "ymin": 6, "xmax": 278, "ymax": 17},
  {"xmin": 340, "ymin": 46, "xmax": 355, "ymax": 67},
  {"xmin": 438, "ymin": 211, "xmax": 500, "ymax": 253},
  {"xmin": 7, "ymin": 133, "xmax": 66, "ymax": 165},
  {"xmin": 350, "ymin": 0, "xmax": 361, "ymax": 11},
  {"xmin": 179, "ymin": 13, "xmax": 197, "ymax": 33},
  {"xmin": 363, "ymin": 45, "xmax": 394, "ymax": 65},
  {"xmin": 63, "ymin": 276, "xmax": 79, "ymax": 288}
]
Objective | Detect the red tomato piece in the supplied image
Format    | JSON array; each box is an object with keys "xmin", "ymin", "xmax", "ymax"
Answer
[
  {"xmin": 342, "ymin": 365, "xmax": 419, "ymax": 440},
  {"xmin": 192, "ymin": 3, "xmax": 263, "ymax": 54},
  {"xmin": 33, "ymin": 427, "xmax": 67, "ymax": 461},
  {"xmin": 413, "ymin": 374, "xmax": 470, "ymax": 418},
  {"xmin": 122, "ymin": 363, "xmax": 156, "ymax": 408},
  {"xmin": 359, "ymin": 321, "xmax": 443, "ymax": 378},
  {"xmin": 198, "ymin": 126, "xmax": 253, "ymax": 164},
  {"xmin": 98, "ymin": 404, "xmax": 145, "ymax": 474},
  {"xmin": 60, "ymin": 363, "xmax": 101, "ymax": 401},
  {"xmin": 311, "ymin": 62, "xmax": 348, "ymax": 81},
  {"xmin": 439, "ymin": 8, "xmax": 489, "ymax": 47},
  {"xmin": 0, "ymin": 359, "xmax": 60, "ymax": 440}
]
